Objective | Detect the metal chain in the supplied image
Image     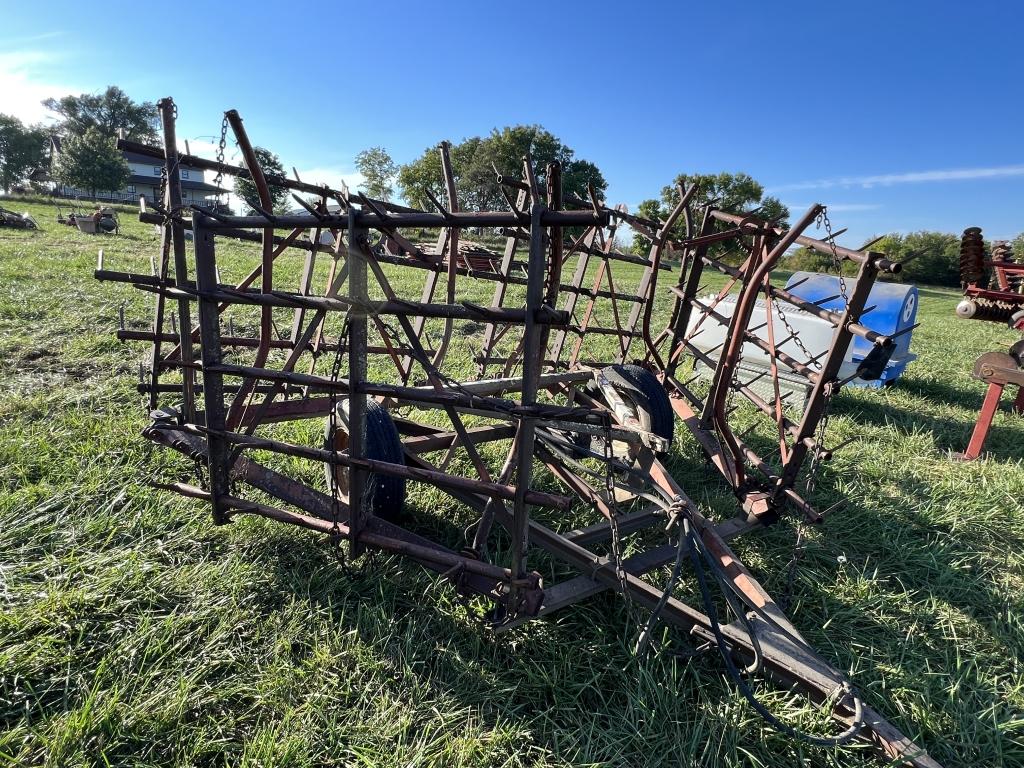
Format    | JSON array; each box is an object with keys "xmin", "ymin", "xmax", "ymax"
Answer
[
  {"xmin": 213, "ymin": 114, "xmax": 229, "ymax": 190},
  {"xmin": 603, "ymin": 415, "xmax": 631, "ymax": 606},
  {"xmin": 158, "ymin": 166, "xmax": 167, "ymax": 206},
  {"xmin": 773, "ymin": 291, "xmax": 821, "ymax": 371},
  {"xmin": 783, "ymin": 379, "xmax": 836, "ymax": 609},
  {"xmin": 816, "ymin": 207, "xmax": 849, "ymax": 307}
]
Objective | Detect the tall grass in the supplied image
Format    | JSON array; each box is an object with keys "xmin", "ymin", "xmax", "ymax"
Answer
[{"xmin": 1, "ymin": 201, "xmax": 1022, "ymax": 767}]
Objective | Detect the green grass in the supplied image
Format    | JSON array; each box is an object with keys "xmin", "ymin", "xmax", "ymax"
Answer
[{"xmin": 1, "ymin": 199, "xmax": 1023, "ymax": 767}]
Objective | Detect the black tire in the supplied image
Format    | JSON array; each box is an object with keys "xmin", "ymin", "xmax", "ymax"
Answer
[
  {"xmin": 1011, "ymin": 338, "xmax": 1024, "ymax": 368},
  {"xmin": 601, "ymin": 364, "xmax": 674, "ymax": 447},
  {"xmin": 324, "ymin": 397, "xmax": 406, "ymax": 522}
]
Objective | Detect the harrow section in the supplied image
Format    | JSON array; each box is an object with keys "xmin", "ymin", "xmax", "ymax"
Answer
[
  {"xmin": 955, "ymin": 226, "xmax": 1024, "ymax": 459},
  {"xmin": 97, "ymin": 98, "xmax": 939, "ymax": 766}
]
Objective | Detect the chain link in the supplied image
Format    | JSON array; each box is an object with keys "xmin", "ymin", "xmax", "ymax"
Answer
[
  {"xmin": 816, "ymin": 207, "xmax": 849, "ymax": 307},
  {"xmin": 773, "ymin": 291, "xmax": 821, "ymax": 371},
  {"xmin": 213, "ymin": 114, "xmax": 229, "ymax": 191},
  {"xmin": 158, "ymin": 166, "xmax": 167, "ymax": 206},
  {"xmin": 783, "ymin": 378, "xmax": 837, "ymax": 610},
  {"xmin": 603, "ymin": 414, "xmax": 631, "ymax": 605}
]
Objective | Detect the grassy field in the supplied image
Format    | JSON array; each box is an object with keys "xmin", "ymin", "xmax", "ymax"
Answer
[{"xmin": 1, "ymin": 199, "xmax": 1023, "ymax": 768}]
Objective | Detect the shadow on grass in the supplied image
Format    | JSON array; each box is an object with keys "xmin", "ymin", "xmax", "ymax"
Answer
[
  {"xmin": 834, "ymin": 385, "xmax": 1024, "ymax": 461},
  {"xmin": 229, "ymin": 460, "xmax": 1020, "ymax": 768}
]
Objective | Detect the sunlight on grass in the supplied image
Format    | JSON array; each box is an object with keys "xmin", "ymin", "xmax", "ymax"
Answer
[{"xmin": 1, "ymin": 200, "xmax": 1023, "ymax": 766}]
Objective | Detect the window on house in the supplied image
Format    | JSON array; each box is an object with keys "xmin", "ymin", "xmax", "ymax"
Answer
[
  {"xmin": 153, "ymin": 166, "xmax": 161, "ymax": 175},
  {"xmin": 127, "ymin": 185, "xmax": 136, "ymax": 194},
  {"xmin": 181, "ymin": 170, "xmax": 190, "ymax": 179}
]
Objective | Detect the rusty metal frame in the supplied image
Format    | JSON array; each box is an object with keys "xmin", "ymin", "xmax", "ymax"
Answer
[
  {"xmin": 98, "ymin": 99, "xmax": 942, "ymax": 767},
  {"xmin": 954, "ymin": 227, "xmax": 1024, "ymax": 459}
]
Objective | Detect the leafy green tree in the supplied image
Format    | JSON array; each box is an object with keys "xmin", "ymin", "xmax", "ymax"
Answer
[
  {"xmin": 0, "ymin": 114, "xmax": 47, "ymax": 192},
  {"xmin": 233, "ymin": 147, "xmax": 289, "ymax": 213},
  {"xmin": 788, "ymin": 231, "xmax": 964, "ymax": 286},
  {"xmin": 1010, "ymin": 233, "xmax": 1024, "ymax": 260},
  {"xmin": 660, "ymin": 172, "xmax": 788, "ymax": 228},
  {"xmin": 355, "ymin": 146, "xmax": 397, "ymax": 201},
  {"xmin": 631, "ymin": 172, "xmax": 788, "ymax": 257},
  {"xmin": 896, "ymin": 231, "xmax": 961, "ymax": 287},
  {"xmin": 43, "ymin": 86, "xmax": 158, "ymax": 143},
  {"xmin": 52, "ymin": 127, "xmax": 130, "ymax": 198},
  {"xmin": 398, "ymin": 137, "xmax": 483, "ymax": 210},
  {"xmin": 631, "ymin": 199, "xmax": 665, "ymax": 253},
  {"xmin": 397, "ymin": 126, "xmax": 607, "ymax": 212}
]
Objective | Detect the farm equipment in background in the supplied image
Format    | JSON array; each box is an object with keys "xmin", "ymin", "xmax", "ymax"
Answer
[
  {"xmin": 56, "ymin": 202, "xmax": 120, "ymax": 234},
  {"xmin": 96, "ymin": 97, "xmax": 941, "ymax": 767},
  {"xmin": 954, "ymin": 227, "xmax": 1024, "ymax": 460},
  {"xmin": 0, "ymin": 206, "xmax": 38, "ymax": 230},
  {"xmin": 682, "ymin": 270, "xmax": 918, "ymax": 403}
]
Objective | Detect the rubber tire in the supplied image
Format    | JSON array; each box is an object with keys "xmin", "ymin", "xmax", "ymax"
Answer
[
  {"xmin": 324, "ymin": 397, "xmax": 406, "ymax": 522},
  {"xmin": 1011, "ymin": 338, "xmax": 1024, "ymax": 368},
  {"xmin": 601, "ymin": 364, "xmax": 674, "ymax": 446}
]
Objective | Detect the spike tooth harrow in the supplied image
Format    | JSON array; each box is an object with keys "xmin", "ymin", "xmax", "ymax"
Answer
[{"xmin": 98, "ymin": 99, "xmax": 940, "ymax": 767}]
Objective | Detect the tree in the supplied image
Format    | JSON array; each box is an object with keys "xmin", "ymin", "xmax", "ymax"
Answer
[
  {"xmin": 397, "ymin": 125, "xmax": 607, "ymax": 212},
  {"xmin": 355, "ymin": 146, "xmax": 397, "ymax": 201},
  {"xmin": 52, "ymin": 127, "xmax": 130, "ymax": 198},
  {"xmin": 891, "ymin": 231, "xmax": 961, "ymax": 287},
  {"xmin": 787, "ymin": 231, "xmax": 965, "ymax": 286},
  {"xmin": 43, "ymin": 86, "xmax": 158, "ymax": 143},
  {"xmin": 631, "ymin": 199, "xmax": 665, "ymax": 253},
  {"xmin": 631, "ymin": 172, "xmax": 788, "ymax": 255},
  {"xmin": 0, "ymin": 114, "xmax": 47, "ymax": 192},
  {"xmin": 1011, "ymin": 233, "xmax": 1024, "ymax": 260},
  {"xmin": 661, "ymin": 172, "xmax": 788, "ymax": 228},
  {"xmin": 233, "ymin": 147, "xmax": 289, "ymax": 214}
]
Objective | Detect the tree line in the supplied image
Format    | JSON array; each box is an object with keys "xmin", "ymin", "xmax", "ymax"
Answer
[
  {"xmin": 787, "ymin": 230, "xmax": 1024, "ymax": 287},
  {"xmin": 2, "ymin": 84, "xmax": 1019, "ymax": 287}
]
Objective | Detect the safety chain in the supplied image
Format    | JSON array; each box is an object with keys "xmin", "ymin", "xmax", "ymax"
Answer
[
  {"xmin": 158, "ymin": 166, "xmax": 168, "ymax": 207},
  {"xmin": 192, "ymin": 452, "xmax": 207, "ymax": 491},
  {"xmin": 212, "ymin": 114, "xmax": 229, "ymax": 190},
  {"xmin": 804, "ymin": 381, "xmax": 835, "ymax": 497},
  {"xmin": 783, "ymin": 379, "xmax": 837, "ymax": 609},
  {"xmin": 816, "ymin": 207, "xmax": 849, "ymax": 307},
  {"xmin": 602, "ymin": 414, "xmax": 632, "ymax": 609},
  {"xmin": 773, "ymin": 289, "xmax": 821, "ymax": 371}
]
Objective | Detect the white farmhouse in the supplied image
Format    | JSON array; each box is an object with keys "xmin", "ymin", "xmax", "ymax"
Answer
[{"xmin": 45, "ymin": 136, "xmax": 229, "ymax": 208}]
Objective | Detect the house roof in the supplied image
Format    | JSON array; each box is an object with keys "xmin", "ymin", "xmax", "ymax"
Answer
[{"xmin": 50, "ymin": 136, "xmax": 227, "ymax": 194}]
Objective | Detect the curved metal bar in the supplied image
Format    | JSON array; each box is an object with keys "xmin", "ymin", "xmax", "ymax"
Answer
[
  {"xmin": 428, "ymin": 141, "xmax": 460, "ymax": 372},
  {"xmin": 709, "ymin": 205, "xmax": 823, "ymax": 488},
  {"xmin": 224, "ymin": 109, "xmax": 276, "ymax": 431},
  {"xmin": 639, "ymin": 184, "xmax": 699, "ymax": 369}
]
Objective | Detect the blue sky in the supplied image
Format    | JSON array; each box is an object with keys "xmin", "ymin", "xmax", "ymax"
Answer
[{"xmin": 2, "ymin": 1, "xmax": 1021, "ymax": 244}]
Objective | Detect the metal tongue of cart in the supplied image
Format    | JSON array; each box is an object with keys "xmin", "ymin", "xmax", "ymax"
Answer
[{"xmin": 97, "ymin": 98, "xmax": 940, "ymax": 767}]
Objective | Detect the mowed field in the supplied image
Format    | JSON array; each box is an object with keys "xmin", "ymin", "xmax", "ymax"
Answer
[{"xmin": 1, "ymin": 199, "xmax": 1023, "ymax": 768}]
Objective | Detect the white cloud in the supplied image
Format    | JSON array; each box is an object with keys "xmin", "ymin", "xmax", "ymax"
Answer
[
  {"xmin": 292, "ymin": 166, "xmax": 365, "ymax": 197},
  {"xmin": 0, "ymin": 49, "xmax": 81, "ymax": 125},
  {"xmin": 769, "ymin": 164, "xmax": 1024, "ymax": 193}
]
